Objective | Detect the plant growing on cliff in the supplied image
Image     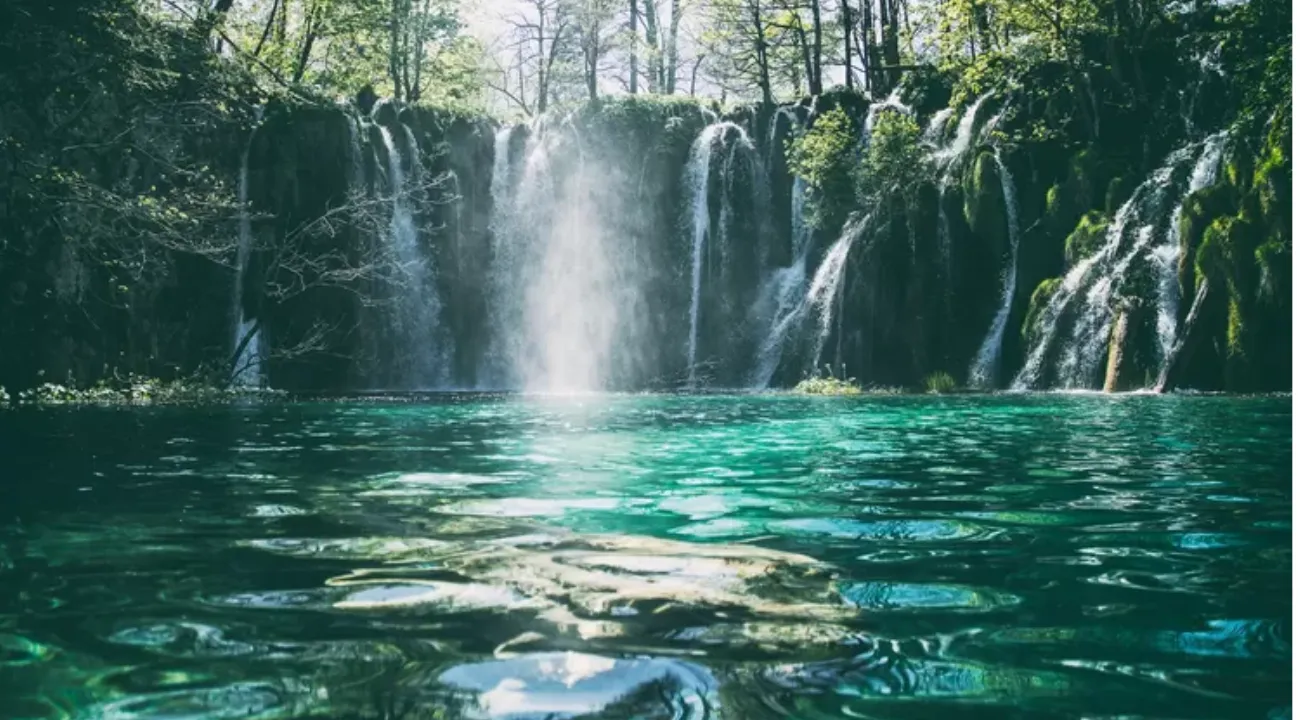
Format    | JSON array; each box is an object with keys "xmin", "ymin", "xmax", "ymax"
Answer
[
  {"xmin": 786, "ymin": 107, "xmax": 859, "ymax": 230},
  {"xmin": 860, "ymin": 110, "xmax": 926, "ymax": 197}
]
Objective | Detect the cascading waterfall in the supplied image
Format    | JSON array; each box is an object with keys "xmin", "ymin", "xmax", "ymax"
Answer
[
  {"xmin": 967, "ymin": 150, "xmax": 1021, "ymax": 387},
  {"xmin": 1154, "ymin": 131, "xmax": 1227, "ymax": 366},
  {"xmin": 750, "ymin": 177, "xmax": 815, "ymax": 387},
  {"xmin": 934, "ymin": 92, "xmax": 994, "ymax": 172},
  {"xmin": 1013, "ymin": 134, "xmax": 1224, "ymax": 390},
  {"xmin": 750, "ymin": 214, "xmax": 871, "ymax": 385},
  {"xmin": 377, "ymin": 123, "xmax": 449, "ymax": 389},
  {"xmin": 805, "ymin": 215, "xmax": 871, "ymax": 374},
  {"xmin": 481, "ymin": 125, "xmax": 521, "ymax": 388},
  {"xmin": 923, "ymin": 108, "xmax": 956, "ymax": 148},
  {"xmin": 684, "ymin": 122, "xmax": 755, "ymax": 384},
  {"xmin": 230, "ymin": 114, "xmax": 265, "ymax": 388}
]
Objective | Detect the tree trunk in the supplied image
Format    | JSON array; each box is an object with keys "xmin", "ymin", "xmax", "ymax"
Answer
[
  {"xmin": 881, "ymin": 0, "xmax": 901, "ymax": 89},
  {"xmin": 629, "ymin": 0, "xmax": 639, "ymax": 94},
  {"xmin": 291, "ymin": 1, "xmax": 319, "ymax": 84},
  {"xmin": 666, "ymin": 0, "xmax": 681, "ymax": 93},
  {"xmin": 252, "ymin": 0, "xmax": 280, "ymax": 57},
  {"xmin": 389, "ymin": 0, "xmax": 403, "ymax": 101},
  {"xmin": 410, "ymin": 0, "xmax": 433, "ymax": 102},
  {"xmin": 644, "ymin": 0, "xmax": 661, "ymax": 93},
  {"xmin": 794, "ymin": 21, "xmax": 812, "ymax": 96},
  {"xmin": 973, "ymin": 0, "xmax": 993, "ymax": 55},
  {"xmin": 754, "ymin": 0, "xmax": 769, "ymax": 105},
  {"xmin": 840, "ymin": 0, "xmax": 853, "ymax": 90},
  {"xmin": 537, "ymin": 11, "xmax": 548, "ymax": 113},
  {"xmin": 810, "ymin": 0, "xmax": 823, "ymax": 95},
  {"xmin": 860, "ymin": 0, "xmax": 879, "ymax": 96}
]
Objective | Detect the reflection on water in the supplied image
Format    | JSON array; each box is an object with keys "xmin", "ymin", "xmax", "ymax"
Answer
[{"xmin": 0, "ymin": 393, "xmax": 1290, "ymax": 718}]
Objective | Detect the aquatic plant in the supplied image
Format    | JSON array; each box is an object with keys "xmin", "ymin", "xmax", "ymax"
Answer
[{"xmin": 924, "ymin": 372, "xmax": 959, "ymax": 394}]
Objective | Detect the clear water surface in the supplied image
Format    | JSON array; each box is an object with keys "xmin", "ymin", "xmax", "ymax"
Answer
[{"xmin": 0, "ymin": 393, "xmax": 1291, "ymax": 719}]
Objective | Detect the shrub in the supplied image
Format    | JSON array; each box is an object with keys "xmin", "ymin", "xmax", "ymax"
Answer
[
  {"xmin": 861, "ymin": 110, "xmax": 926, "ymax": 197},
  {"xmin": 793, "ymin": 376, "xmax": 863, "ymax": 396},
  {"xmin": 924, "ymin": 372, "xmax": 959, "ymax": 394},
  {"xmin": 786, "ymin": 107, "xmax": 859, "ymax": 230}
]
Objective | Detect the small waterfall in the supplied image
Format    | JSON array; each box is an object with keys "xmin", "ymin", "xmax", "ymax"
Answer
[
  {"xmin": 1013, "ymin": 136, "xmax": 1221, "ymax": 390},
  {"xmin": 377, "ymin": 123, "xmax": 448, "ymax": 389},
  {"xmin": 230, "ymin": 114, "xmax": 265, "ymax": 388},
  {"xmin": 934, "ymin": 92, "xmax": 993, "ymax": 172},
  {"xmin": 750, "ymin": 212, "xmax": 870, "ymax": 386},
  {"xmin": 750, "ymin": 177, "xmax": 816, "ymax": 387},
  {"xmin": 684, "ymin": 121, "xmax": 754, "ymax": 384},
  {"xmin": 481, "ymin": 125, "xmax": 520, "ymax": 388},
  {"xmin": 967, "ymin": 151, "xmax": 1021, "ymax": 388},
  {"xmin": 1154, "ymin": 131, "xmax": 1226, "ymax": 367},
  {"xmin": 804, "ymin": 216, "xmax": 869, "ymax": 373},
  {"xmin": 923, "ymin": 108, "xmax": 955, "ymax": 147}
]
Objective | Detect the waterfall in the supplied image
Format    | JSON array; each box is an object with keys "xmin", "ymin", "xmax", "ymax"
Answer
[
  {"xmin": 923, "ymin": 108, "xmax": 955, "ymax": 147},
  {"xmin": 481, "ymin": 125, "xmax": 520, "ymax": 388},
  {"xmin": 750, "ymin": 177, "xmax": 815, "ymax": 387},
  {"xmin": 377, "ymin": 124, "xmax": 449, "ymax": 389},
  {"xmin": 750, "ymin": 212, "xmax": 870, "ymax": 386},
  {"xmin": 1012, "ymin": 135, "xmax": 1221, "ymax": 390},
  {"xmin": 230, "ymin": 116, "xmax": 265, "ymax": 388},
  {"xmin": 1154, "ymin": 131, "xmax": 1226, "ymax": 367},
  {"xmin": 967, "ymin": 151, "xmax": 1021, "ymax": 388},
  {"xmin": 934, "ymin": 92, "xmax": 993, "ymax": 172},
  {"xmin": 684, "ymin": 122, "xmax": 755, "ymax": 385},
  {"xmin": 804, "ymin": 216, "xmax": 869, "ymax": 374}
]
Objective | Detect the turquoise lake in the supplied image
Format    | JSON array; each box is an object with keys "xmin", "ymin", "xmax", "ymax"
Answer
[{"xmin": 0, "ymin": 393, "xmax": 1291, "ymax": 718}]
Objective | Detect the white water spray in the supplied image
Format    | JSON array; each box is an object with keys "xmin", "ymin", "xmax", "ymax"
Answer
[
  {"xmin": 967, "ymin": 151, "xmax": 1021, "ymax": 388},
  {"xmin": 377, "ymin": 124, "xmax": 449, "ymax": 389},
  {"xmin": 231, "ymin": 112, "xmax": 265, "ymax": 388}
]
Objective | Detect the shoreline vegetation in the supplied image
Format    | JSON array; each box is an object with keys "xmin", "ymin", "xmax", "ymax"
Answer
[{"xmin": 0, "ymin": 375, "xmax": 284, "ymax": 407}]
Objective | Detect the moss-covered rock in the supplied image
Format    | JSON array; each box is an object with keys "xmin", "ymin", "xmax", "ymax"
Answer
[
  {"xmin": 1022, "ymin": 277, "xmax": 1062, "ymax": 344},
  {"xmin": 1064, "ymin": 211, "xmax": 1109, "ymax": 265},
  {"xmin": 1177, "ymin": 182, "xmax": 1236, "ymax": 300}
]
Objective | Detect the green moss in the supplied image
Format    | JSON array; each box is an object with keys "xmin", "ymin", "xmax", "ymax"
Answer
[
  {"xmin": 1224, "ymin": 139, "xmax": 1255, "ymax": 194},
  {"xmin": 962, "ymin": 151, "xmax": 1005, "ymax": 244},
  {"xmin": 1064, "ymin": 211, "xmax": 1108, "ymax": 265},
  {"xmin": 1226, "ymin": 294, "xmax": 1246, "ymax": 360},
  {"xmin": 1066, "ymin": 148, "xmax": 1101, "ymax": 212},
  {"xmin": 1022, "ymin": 277, "xmax": 1063, "ymax": 342},
  {"xmin": 1255, "ymin": 237, "xmax": 1289, "ymax": 303},
  {"xmin": 1194, "ymin": 217, "xmax": 1233, "ymax": 289},
  {"xmin": 1045, "ymin": 183, "xmax": 1062, "ymax": 218}
]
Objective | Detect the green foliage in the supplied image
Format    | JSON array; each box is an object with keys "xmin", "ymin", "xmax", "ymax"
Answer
[
  {"xmin": 923, "ymin": 372, "xmax": 959, "ymax": 394},
  {"xmin": 1064, "ymin": 211, "xmax": 1108, "ymax": 265},
  {"xmin": 1255, "ymin": 239, "xmax": 1289, "ymax": 304},
  {"xmin": 1194, "ymin": 216, "xmax": 1243, "ymax": 291},
  {"xmin": 862, "ymin": 111, "xmax": 927, "ymax": 196},
  {"xmin": 793, "ymin": 376, "xmax": 863, "ymax": 395},
  {"xmin": 1022, "ymin": 277, "xmax": 1063, "ymax": 342},
  {"xmin": 786, "ymin": 107, "xmax": 860, "ymax": 230}
]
